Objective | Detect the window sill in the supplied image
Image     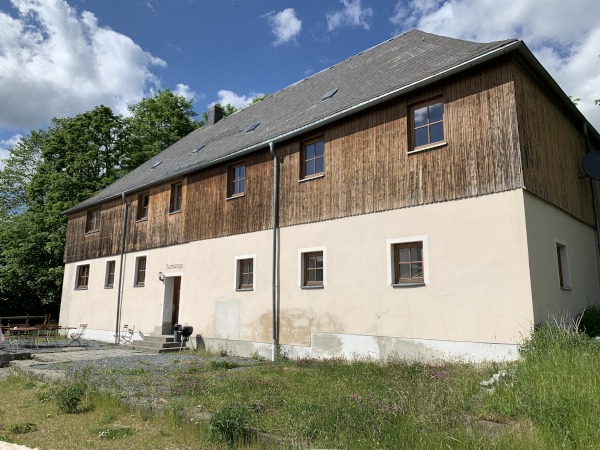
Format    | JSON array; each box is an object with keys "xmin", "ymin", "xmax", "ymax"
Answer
[
  {"xmin": 407, "ymin": 141, "xmax": 447, "ymax": 155},
  {"xmin": 84, "ymin": 230, "xmax": 99, "ymax": 235},
  {"xmin": 134, "ymin": 284, "xmax": 145, "ymax": 288},
  {"xmin": 136, "ymin": 217, "xmax": 148, "ymax": 223},
  {"xmin": 560, "ymin": 286, "xmax": 572, "ymax": 291},
  {"xmin": 301, "ymin": 285, "xmax": 324, "ymax": 290},
  {"xmin": 392, "ymin": 282, "xmax": 425, "ymax": 288},
  {"xmin": 74, "ymin": 287, "xmax": 88, "ymax": 291},
  {"xmin": 299, "ymin": 173, "xmax": 325, "ymax": 183},
  {"xmin": 168, "ymin": 210, "xmax": 181, "ymax": 215},
  {"xmin": 104, "ymin": 286, "xmax": 114, "ymax": 289},
  {"xmin": 236, "ymin": 287, "xmax": 253, "ymax": 292},
  {"xmin": 227, "ymin": 193, "xmax": 245, "ymax": 201}
]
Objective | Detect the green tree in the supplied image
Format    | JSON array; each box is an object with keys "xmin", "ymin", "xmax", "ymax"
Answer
[
  {"xmin": 125, "ymin": 89, "xmax": 200, "ymax": 169},
  {"xmin": 0, "ymin": 106, "xmax": 128, "ymax": 315},
  {"xmin": 0, "ymin": 91, "xmax": 202, "ymax": 316}
]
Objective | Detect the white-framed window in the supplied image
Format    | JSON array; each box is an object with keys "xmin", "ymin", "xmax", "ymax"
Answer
[
  {"xmin": 134, "ymin": 255, "xmax": 147, "ymax": 287},
  {"xmin": 298, "ymin": 246, "xmax": 326, "ymax": 288},
  {"xmin": 555, "ymin": 239, "xmax": 571, "ymax": 290},
  {"xmin": 387, "ymin": 236, "xmax": 429, "ymax": 286},
  {"xmin": 234, "ymin": 254, "xmax": 256, "ymax": 291},
  {"xmin": 75, "ymin": 264, "xmax": 90, "ymax": 290},
  {"xmin": 104, "ymin": 260, "xmax": 116, "ymax": 289}
]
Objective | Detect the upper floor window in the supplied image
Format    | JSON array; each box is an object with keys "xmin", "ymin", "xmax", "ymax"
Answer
[
  {"xmin": 137, "ymin": 192, "xmax": 150, "ymax": 220},
  {"xmin": 76, "ymin": 264, "xmax": 90, "ymax": 289},
  {"xmin": 134, "ymin": 256, "xmax": 147, "ymax": 287},
  {"xmin": 85, "ymin": 209, "xmax": 100, "ymax": 233},
  {"xmin": 169, "ymin": 182, "xmax": 183, "ymax": 213},
  {"xmin": 410, "ymin": 99, "xmax": 444, "ymax": 151},
  {"xmin": 228, "ymin": 162, "xmax": 245, "ymax": 198},
  {"xmin": 301, "ymin": 137, "xmax": 325, "ymax": 179}
]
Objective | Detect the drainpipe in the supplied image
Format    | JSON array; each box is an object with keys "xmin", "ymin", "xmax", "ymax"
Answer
[
  {"xmin": 269, "ymin": 141, "xmax": 279, "ymax": 361},
  {"xmin": 583, "ymin": 124, "xmax": 600, "ymax": 286},
  {"xmin": 115, "ymin": 192, "xmax": 129, "ymax": 344}
]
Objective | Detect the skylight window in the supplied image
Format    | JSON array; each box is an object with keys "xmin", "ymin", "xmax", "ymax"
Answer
[
  {"xmin": 246, "ymin": 123, "xmax": 260, "ymax": 133},
  {"xmin": 191, "ymin": 144, "xmax": 205, "ymax": 154},
  {"xmin": 321, "ymin": 88, "xmax": 338, "ymax": 101},
  {"xmin": 151, "ymin": 161, "xmax": 163, "ymax": 169}
]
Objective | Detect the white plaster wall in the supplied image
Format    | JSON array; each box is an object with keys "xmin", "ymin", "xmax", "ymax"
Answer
[
  {"xmin": 277, "ymin": 189, "xmax": 533, "ymax": 346},
  {"xmin": 523, "ymin": 192, "xmax": 600, "ymax": 324},
  {"xmin": 60, "ymin": 189, "xmax": 535, "ymax": 356},
  {"xmin": 59, "ymin": 255, "xmax": 121, "ymax": 334}
]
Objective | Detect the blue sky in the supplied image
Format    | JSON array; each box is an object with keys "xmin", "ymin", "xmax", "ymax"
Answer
[{"xmin": 1, "ymin": 0, "xmax": 599, "ymax": 162}]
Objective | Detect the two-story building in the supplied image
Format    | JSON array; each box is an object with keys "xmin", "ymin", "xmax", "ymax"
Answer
[{"xmin": 59, "ymin": 30, "xmax": 600, "ymax": 361}]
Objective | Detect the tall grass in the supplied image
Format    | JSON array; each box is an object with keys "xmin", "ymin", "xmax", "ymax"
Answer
[
  {"xmin": 484, "ymin": 324, "xmax": 600, "ymax": 449},
  {"xmin": 2, "ymin": 325, "xmax": 600, "ymax": 449}
]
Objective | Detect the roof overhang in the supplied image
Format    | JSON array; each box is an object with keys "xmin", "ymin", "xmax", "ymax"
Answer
[{"xmin": 64, "ymin": 39, "xmax": 600, "ymax": 215}]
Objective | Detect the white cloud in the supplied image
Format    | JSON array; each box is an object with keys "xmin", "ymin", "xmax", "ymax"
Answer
[
  {"xmin": 211, "ymin": 90, "xmax": 265, "ymax": 110},
  {"xmin": 326, "ymin": 0, "xmax": 373, "ymax": 31},
  {"xmin": 0, "ymin": 133, "xmax": 22, "ymax": 169},
  {"xmin": 0, "ymin": 0, "xmax": 166, "ymax": 131},
  {"xmin": 390, "ymin": 0, "xmax": 600, "ymax": 130},
  {"xmin": 265, "ymin": 8, "xmax": 302, "ymax": 46},
  {"xmin": 174, "ymin": 83, "xmax": 196, "ymax": 102}
]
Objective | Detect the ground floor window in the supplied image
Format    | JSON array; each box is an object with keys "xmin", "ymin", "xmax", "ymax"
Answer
[
  {"xmin": 105, "ymin": 260, "xmax": 116, "ymax": 288},
  {"xmin": 387, "ymin": 236, "xmax": 428, "ymax": 286},
  {"xmin": 135, "ymin": 256, "xmax": 147, "ymax": 287},
  {"xmin": 556, "ymin": 241, "xmax": 571, "ymax": 289},
  {"xmin": 235, "ymin": 255, "xmax": 255, "ymax": 290},
  {"xmin": 299, "ymin": 247, "xmax": 326, "ymax": 288},
  {"xmin": 76, "ymin": 264, "xmax": 90, "ymax": 289}
]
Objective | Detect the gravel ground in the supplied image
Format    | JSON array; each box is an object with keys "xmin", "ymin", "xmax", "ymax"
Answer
[{"xmin": 2, "ymin": 340, "xmax": 257, "ymax": 405}]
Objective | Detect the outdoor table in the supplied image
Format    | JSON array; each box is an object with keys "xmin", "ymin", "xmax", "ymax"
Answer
[
  {"xmin": 4, "ymin": 326, "xmax": 40, "ymax": 350},
  {"xmin": 40, "ymin": 325, "xmax": 76, "ymax": 347}
]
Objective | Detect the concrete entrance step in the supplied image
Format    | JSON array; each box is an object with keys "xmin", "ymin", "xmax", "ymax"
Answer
[{"xmin": 131, "ymin": 334, "xmax": 188, "ymax": 354}]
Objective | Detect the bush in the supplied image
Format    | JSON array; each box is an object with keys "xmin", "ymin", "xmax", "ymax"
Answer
[
  {"xmin": 209, "ymin": 405, "xmax": 251, "ymax": 447},
  {"xmin": 57, "ymin": 384, "xmax": 85, "ymax": 413},
  {"xmin": 208, "ymin": 359, "xmax": 240, "ymax": 370},
  {"xmin": 11, "ymin": 422, "xmax": 37, "ymax": 434},
  {"xmin": 578, "ymin": 305, "xmax": 600, "ymax": 337}
]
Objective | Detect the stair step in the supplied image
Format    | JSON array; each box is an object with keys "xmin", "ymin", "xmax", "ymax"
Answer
[
  {"xmin": 132, "ymin": 340, "xmax": 181, "ymax": 349},
  {"xmin": 142, "ymin": 335, "xmax": 175, "ymax": 343},
  {"xmin": 131, "ymin": 344, "xmax": 189, "ymax": 354}
]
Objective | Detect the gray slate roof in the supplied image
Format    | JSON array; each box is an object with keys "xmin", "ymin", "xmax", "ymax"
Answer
[{"xmin": 66, "ymin": 29, "xmax": 518, "ymax": 214}]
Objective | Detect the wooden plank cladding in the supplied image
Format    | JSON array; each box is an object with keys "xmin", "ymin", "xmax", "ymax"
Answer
[
  {"xmin": 63, "ymin": 57, "xmax": 595, "ymax": 264},
  {"xmin": 278, "ymin": 58, "xmax": 523, "ymax": 227},
  {"xmin": 513, "ymin": 61, "xmax": 596, "ymax": 226},
  {"xmin": 64, "ymin": 152, "xmax": 275, "ymax": 263}
]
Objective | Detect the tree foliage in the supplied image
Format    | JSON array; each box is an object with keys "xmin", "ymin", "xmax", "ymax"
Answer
[
  {"xmin": 0, "ymin": 90, "xmax": 201, "ymax": 316},
  {"xmin": 125, "ymin": 90, "xmax": 200, "ymax": 169}
]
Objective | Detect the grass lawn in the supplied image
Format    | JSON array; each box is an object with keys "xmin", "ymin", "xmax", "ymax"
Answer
[{"xmin": 1, "ymin": 324, "xmax": 599, "ymax": 449}]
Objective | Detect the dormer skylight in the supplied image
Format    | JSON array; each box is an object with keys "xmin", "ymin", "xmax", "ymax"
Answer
[
  {"xmin": 151, "ymin": 161, "xmax": 163, "ymax": 169},
  {"xmin": 191, "ymin": 144, "xmax": 205, "ymax": 154},
  {"xmin": 321, "ymin": 88, "xmax": 338, "ymax": 101},
  {"xmin": 246, "ymin": 122, "xmax": 260, "ymax": 133}
]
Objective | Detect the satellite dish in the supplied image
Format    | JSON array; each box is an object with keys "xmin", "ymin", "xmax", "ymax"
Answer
[{"xmin": 582, "ymin": 151, "xmax": 600, "ymax": 180}]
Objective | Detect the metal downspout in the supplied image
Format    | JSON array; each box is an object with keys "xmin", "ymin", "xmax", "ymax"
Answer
[
  {"xmin": 583, "ymin": 124, "xmax": 600, "ymax": 285},
  {"xmin": 115, "ymin": 193, "xmax": 129, "ymax": 344},
  {"xmin": 269, "ymin": 141, "xmax": 279, "ymax": 361}
]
